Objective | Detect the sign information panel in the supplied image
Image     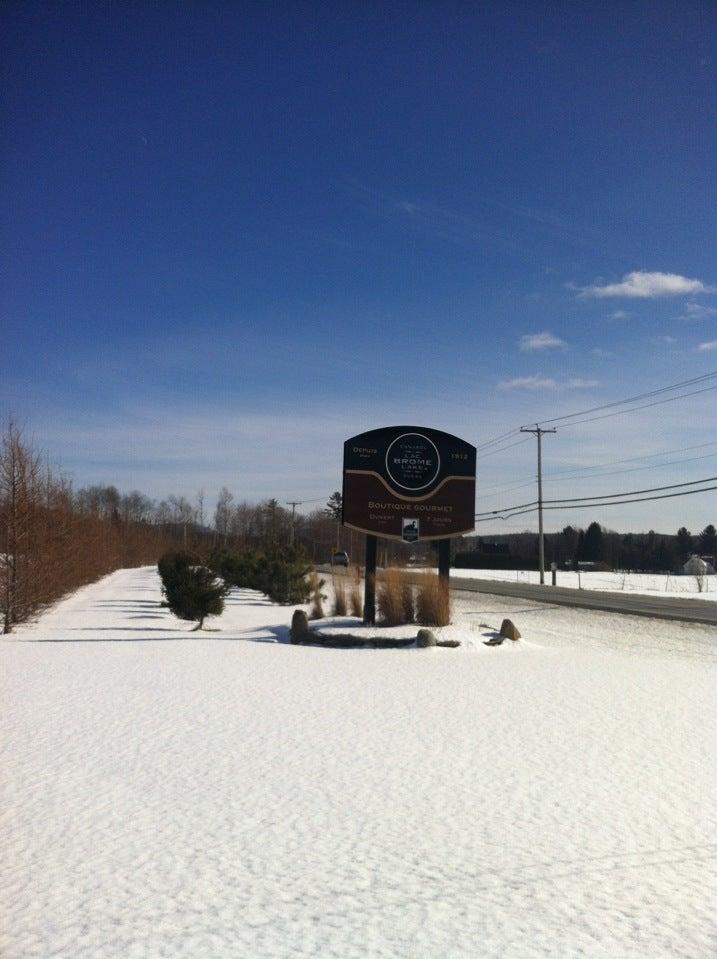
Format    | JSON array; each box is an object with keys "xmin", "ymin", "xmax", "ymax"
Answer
[{"xmin": 342, "ymin": 425, "xmax": 476, "ymax": 541}]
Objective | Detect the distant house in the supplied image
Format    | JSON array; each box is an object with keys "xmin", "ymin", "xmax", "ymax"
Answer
[{"xmin": 682, "ymin": 554, "xmax": 715, "ymax": 575}]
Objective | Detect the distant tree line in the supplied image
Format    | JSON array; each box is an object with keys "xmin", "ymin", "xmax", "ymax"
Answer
[{"xmin": 456, "ymin": 521, "xmax": 716, "ymax": 572}]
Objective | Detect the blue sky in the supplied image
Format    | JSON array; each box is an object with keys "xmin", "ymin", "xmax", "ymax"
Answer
[{"xmin": 2, "ymin": 1, "xmax": 715, "ymax": 533}]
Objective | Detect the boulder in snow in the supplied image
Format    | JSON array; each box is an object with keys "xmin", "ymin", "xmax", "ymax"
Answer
[
  {"xmin": 290, "ymin": 609, "xmax": 310, "ymax": 643},
  {"xmin": 499, "ymin": 619, "xmax": 521, "ymax": 641},
  {"xmin": 416, "ymin": 628, "xmax": 437, "ymax": 648}
]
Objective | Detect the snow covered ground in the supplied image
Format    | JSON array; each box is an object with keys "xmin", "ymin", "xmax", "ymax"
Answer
[
  {"xmin": 2, "ymin": 566, "xmax": 716, "ymax": 959},
  {"xmin": 430, "ymin": 566, "xmax": 717, "ymax": 601}
]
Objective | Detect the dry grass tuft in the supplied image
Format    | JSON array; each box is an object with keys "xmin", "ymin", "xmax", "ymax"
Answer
[
  {"xmin": 308, "ymin": 572, "xmax": 325, "ymax": 620},
  {"xmin": 332, "ymin": 574, "xmax": 348, "ymax": 616},
  {"xmin": 377, "ymin": 568, "xmax": 412, "ymax": 626},
  {"xmin": 349, "ymin": 566, "xmax": 363, "ymax": 618},
  {"xmin": 401, "ymin": 577, "xmax": 415, "ymax": 623},
  {"xmin": 416, "ymin": 573, "xmax": 450, "ymax": 627}
]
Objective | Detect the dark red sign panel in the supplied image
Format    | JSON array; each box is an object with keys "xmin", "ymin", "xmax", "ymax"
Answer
[{"xmin": 343, "ymin": 426, "xmax": 476, "ymax": 541}]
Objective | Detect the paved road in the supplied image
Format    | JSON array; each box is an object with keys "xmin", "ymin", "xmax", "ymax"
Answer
[
  {"xmin": 318, "ymin": 565, "xmax": 717, "ymax": 626},
  {"xmin": 444, "ymin": 575, "xmax": 717, "ymax": 626}
]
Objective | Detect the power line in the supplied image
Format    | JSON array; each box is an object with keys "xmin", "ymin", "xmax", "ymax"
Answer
[
  {"xmin": 544, "ymin": 475, "xmax": 717, "ymax": 504},
  {"xmin": 556, "ymin": 384, "xmax": 717, "ymax": 430},
  {"xmin": 476, "ymin": 451, "xmax": 717, "ymax": 500},
  {"xmin": 476, "ymin": 498, "xmax": 538, "ymax": 516},
  {"xmin": 475, "ymin": 428, "xmax": 522, "ymax": 452},
  {"xmin": 545, "ymin": 451, "xmax": 717, "ymax": 484},
  {"xmin": 525, "ymin": 369, "xmax": 717, "ymax": 429},
  {"xmin": 476, "ymin": 475, "xmax": 717, "ymax": 517},
  {"xmin": 479, "ymin": 484, "xmax": 717, "ymax": 522},
  {"xmin": 477, "ymin": 441, "xmax": 717, "ymax": 493},
  {"xmin": 476, "ymin": 437, "xmax": 531, "ymax": 460},
  {"xmin": 474, "ymin": 369, "xmax": 717, "ymax": 457},
  {"xmin": 538, "ymin": 441, "xmax": 717, "ymax": 481}
]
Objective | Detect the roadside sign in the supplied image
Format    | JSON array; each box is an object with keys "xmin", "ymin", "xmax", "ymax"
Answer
[{"xmin": 342, "ymin": 425, "xmax": 476, "ymax": 541}]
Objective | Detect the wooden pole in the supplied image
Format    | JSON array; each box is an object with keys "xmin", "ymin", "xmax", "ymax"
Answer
[{"xmin": 364, "ymin": 534, "xmax": 377, "ymax": 624}]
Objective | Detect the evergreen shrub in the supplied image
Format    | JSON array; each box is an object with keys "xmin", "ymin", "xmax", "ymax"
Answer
[
  {"xmin": 161, "ymin": 562, "xmax": 228, "ymax": 630},
  {"xmin": 205, "ymin": 545, "xmax": 310, "ymax": 604},
  {"xmin": 158, "ymin": 551, "xmax": 199, "ymax": 593}
]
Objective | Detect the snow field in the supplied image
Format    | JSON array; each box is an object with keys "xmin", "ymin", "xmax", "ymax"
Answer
[
  {"xmin": 1, "ymin": 566, "xmax": 716, "ymax": 958},
  {"xmin": 423, "ymin": 566, "xmax": 716, "ymax": 601}
]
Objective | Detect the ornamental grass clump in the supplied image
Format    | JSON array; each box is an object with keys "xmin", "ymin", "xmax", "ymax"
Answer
[
  {"xmin": 416, "ymin": 573, "xmax": 450, "ymax": 627},
  {"xmin": 401, "ymin": 577, "xmax": 415, "ymax": 624},
  {"xmin": 349, "ymin": 567, "xmax": 363, "ymax": 618},
  {"xmin": 377, "ymin": 568, "xmax": 408, "ymax": 626},
  {"xmin": 308, "ymin": 572, "xmax": 325, "ymax": 619},
  {"xmin": 332, "ymin": 573, "xmax": 348, "ymax": 616}
]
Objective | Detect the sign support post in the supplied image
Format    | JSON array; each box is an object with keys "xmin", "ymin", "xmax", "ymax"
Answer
[
  {"xmin": 438, "ymin": 539, "xmax": 450, "ymax": 583},
  {"xmin": 364, "ymin": 534, "xmax": 377, "ymax": 625}
]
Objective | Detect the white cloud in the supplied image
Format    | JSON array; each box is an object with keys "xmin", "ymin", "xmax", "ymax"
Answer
[
  {"xmin": 657, "ymin": 335, "xmax": 676, "ymax": 344},
  {"xmin": 498, "ymin": 376, "xmax": 598, "ymax": 391},
  {"xmin": 579, "ymin": 271, "xmax": 715, "ymax": 299},
  {"xmin": 610, "ymin": 310, "xmax": 628, "ymax": 320},
  {"xmin": 566, "ymin": 378, "xmax": 600, "ymax": 388},
  {"xmin": 680, "ymin": 302, "xmax": 717, "ymax": 320},
  {"xmin": 519, "ymin": 331, "xmax": 567, "ymax": 351},
  {"xmin": 498, "ymin": 376, "xmax": 560, "ymax": 391},
  {"xmin": 697, "ymin": 340, "xmax": 717, "ymax": 352}
]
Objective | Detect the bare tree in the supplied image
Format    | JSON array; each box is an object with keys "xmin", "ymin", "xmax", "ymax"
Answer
[
  {"xmin": 0, "ymin": 421, "xmax": 41, "ymax": 632},
  {"xmin": 0, "ymin": 422, "xmax": 184, "ymax": 631},
  {"xmin": 214, "ymin": 487, "xmax": 234, "ymax": 544}
]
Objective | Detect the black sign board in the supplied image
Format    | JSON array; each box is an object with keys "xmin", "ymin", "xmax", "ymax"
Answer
[{"xmin": 343, "ymin": 425, "xmax": 476, "ymax": 541}]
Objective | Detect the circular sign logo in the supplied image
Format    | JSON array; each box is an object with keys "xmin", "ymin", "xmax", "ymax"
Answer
[{"xmin": 385, "ymin": 433, "xmax": 441, "ymax": 492}]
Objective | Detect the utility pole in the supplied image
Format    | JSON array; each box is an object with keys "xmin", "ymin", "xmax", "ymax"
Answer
[
  {"xmin": 286, "ymin": 501, "xmax": 301, "ymax": 546},
  {"xmin": 520, "ymin": 425, "xmax": 557, "ymax": 584}
]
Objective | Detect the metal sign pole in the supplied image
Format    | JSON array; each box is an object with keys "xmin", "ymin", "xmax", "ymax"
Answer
[
  {"xmin": 438, "ymin": 538, "xmax": 450, "ymax": 584},
  {"xmin": 364, "ymin": 534, "xmax": 377, "ymax": 624}
]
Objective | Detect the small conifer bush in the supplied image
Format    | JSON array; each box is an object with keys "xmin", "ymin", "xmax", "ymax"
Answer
[
  {"xmin": 158, "ymin": 551, "xmax": 198, "ymax": 594},
  {"xmin": 164, "ymin": 564, "xmax": 228, "ymax": 630}
]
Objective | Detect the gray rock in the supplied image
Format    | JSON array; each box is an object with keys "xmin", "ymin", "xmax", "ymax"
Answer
[
  {"xmin": 499, "ymin": 618, "xmax": 521, "ymax": 641},
  {"xmin": 290, "ymin": 609, "xmax": 310, "ymax": 643},
  {"xmin": 416, "ymin": 628, "xmax": 437, "ymax": 648}
]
